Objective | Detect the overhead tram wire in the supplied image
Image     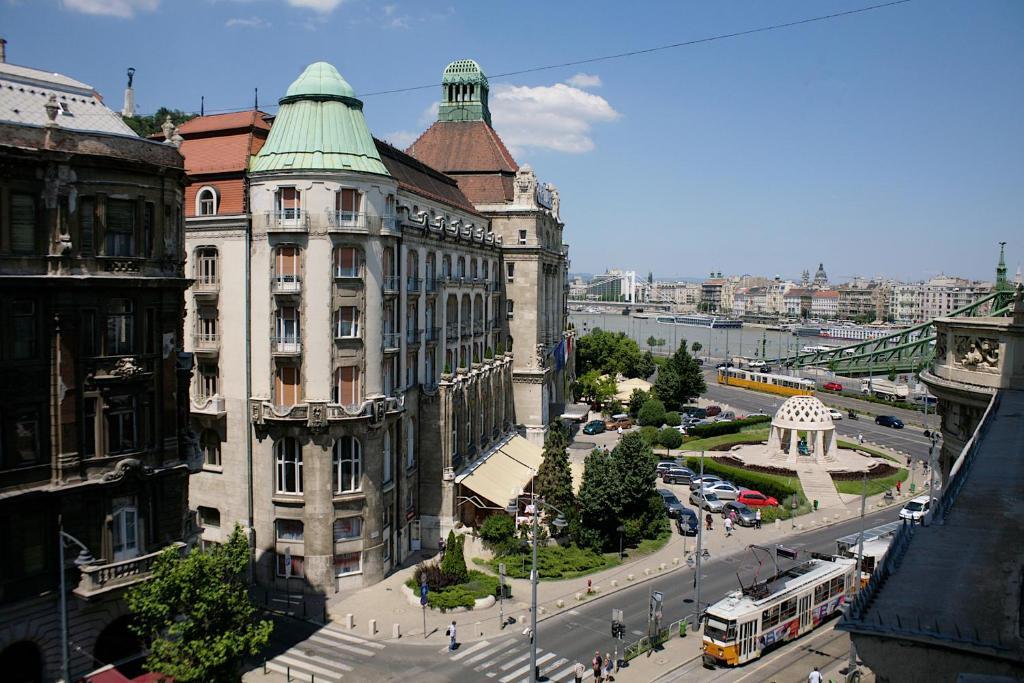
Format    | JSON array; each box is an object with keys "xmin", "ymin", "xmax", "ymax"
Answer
[{"xmin": 196, "ymin": 0, "xmax": 914, "ymax": 116}]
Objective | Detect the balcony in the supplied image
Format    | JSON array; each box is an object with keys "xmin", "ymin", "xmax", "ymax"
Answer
[
  {"xmin": 382, "ymin": 213, "xmax": 398, "ymax": 233},
  {"xmin": 193, "ymin": 276, "xmax": 219, "ymax": 298},
  {"xmin": 488, "ymin": 281, "xmax": 501, "ymax": 294},
  {"xmin": 272, "ymin": 276, "xmax": 302, "ymax": 295},
  {"xmin": 326, "ymin": 210, "xmax": 368, "ymax": 233},
  {"xmin": 263, "ymin": 210, "xmax": 309, "ymax": 233},
  {"xmin": 75, "ymin": 542, "xmax": 186, "ymax": 599},
  {"xmin": 425, "ymin": 277, "xmax": 439, "ymax": 294},
  {"xmin": 383, "ymin": 332, "xmax": 401, "ymax": 351},
  {"xmin": 406, "ymin": 328, "xmax": 421, "ymax": 345},
  {"xmin": 271, "ymin": 336, "xmax": 302, "ymax": 356},
  {"xmin": 191, "ymin": 395, "xmax": 226, "ymax": 416},
  {"xmin": 473, "ymin": 321, "xmax": 484, "ymax": 337},
  {"xmin": 383, "ymin": 276, "xmax": 401, "ymax": 295},
  {"xmin": 192, "ymin": 332, "xmax": 220, "ymax": 355},
  {"xmin": 407, "ymin": 277, "xmax": 422, "ymax": 293},
  {"xmin": 425, "ymin": 326, "xmax": 441, "ymax": 344},
  {"xmin": 446, "ymin": 323, "xmax": 459, "ymax": 342},
  {"xmin": 461, "ymin": 323, "xmax": 472, "ymax": 339}
]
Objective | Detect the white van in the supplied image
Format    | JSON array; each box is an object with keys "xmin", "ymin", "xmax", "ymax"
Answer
[{"xmin": 899, "ymin": 495, "xmax": 932, "ymax": 524}]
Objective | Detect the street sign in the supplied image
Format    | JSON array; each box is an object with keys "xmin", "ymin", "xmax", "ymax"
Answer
[{"xmin": 420, "ymin": 581, "xmax": 429, "ymax": 606}]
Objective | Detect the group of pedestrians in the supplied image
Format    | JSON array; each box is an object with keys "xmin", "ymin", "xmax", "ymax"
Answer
[
  {"xmin": 572, "ymin": 651, "xmax": 615, "ymax": 682},
  {"xmin": 705, "ymin": 507, "xmax": 762, "ymax": 537}
]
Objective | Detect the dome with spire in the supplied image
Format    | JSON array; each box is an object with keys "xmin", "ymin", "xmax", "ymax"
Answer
[{"xmin": 250, "ymin": 61, "xmax": 388, "ymax": 175}]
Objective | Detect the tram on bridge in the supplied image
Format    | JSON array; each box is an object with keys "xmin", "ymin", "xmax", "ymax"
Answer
[{"xmin": 717, "ymin": 367, "xmax": 816, "ymax": 397}]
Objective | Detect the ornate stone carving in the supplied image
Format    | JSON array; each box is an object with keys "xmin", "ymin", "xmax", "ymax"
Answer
[
  {"xmin": 111, "ymin": 356, "xmax": 145, "ymax": 379},
  {"xmin": 307, "ymin": 401, "xmax": 328, "ymax": 432},
  {"xmin": 514, "ymin": 165, "xmax": 537, "ymax": 205},
  {"xmin": 955, "ymin": 335, "xmax": 999, "ymax": 371},
  {"xmin": 934, "ymin": 332, "xmax": 947, "ymax": 360}
]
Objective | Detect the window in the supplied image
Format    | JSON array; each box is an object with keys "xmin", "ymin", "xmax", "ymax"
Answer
[
  {"xmin": 274, "ymin": 438, "xmax": 303, "ymax": 494},
  {"xmin": 383, "ymin": 355, "xmax": 398, "ymax": 396},
  {"xmin": 143, "ymin": 202, "xmax": 155, "ymax": 257},
  {"xmin": 405, "ymin": 487, "xmax": 414, "ymax": 514},
  {"xmin": 198, "ymin": 506, "xmax": 220, "ymax": 528},
  {"xmin": 105, "ymin": 199, "xmax": 135, "ymax": 256},
  {"xmin": 779, "ymin": 597, "xmax": 797, "ymax": 621},
  {"xmin": 406, "ymin": 351, "xmax": 417, "ymax": 387},
  {"xmin": 196, "ymin": 363, "xmax": 219, "ymax": 401},
  {"xmin": 335, "ymin": 188, "xmax": 361, "ymax": 223},
  {"xmin": 383, "ymin": 428, "xmax": 393, "ymax": 485},
  {"xmin": 274, "ymin": 245, "xmax": 300, "ymax": 286},
  {"xmin": 82, "ymin": 397, "xmax": 97, "ymax": 457},
  {"xmin": 276, "ymin": 519, "xmax": 304, "ymax": 541},
  {"xmin": 196, "ymin": 307, "xmax": 218, "ymax": 347},
  {"xmin": 276, "ymin": 552, "xmax": 305, "ymax": 578},
  {"xmin": 106, "ymin": 395, "xmax": 137, "ymax": 454},
  {"xmin": 274, "ymin": 366, "xmax": 302, "ymax": 407},
  {"xmin": 201, "ymin": 429, "xmax": 221, "ymax": 467},
  {"xmin": 275, "ymin": 187, "xmax": 301, "ymax": 220},
  {"xmin": 335, "ymin": 306, "xmax": 360, "ymax": 338},
  {"xmin": 442, "ymin": 255, "xmax": 452, "ymax": 278},
  {"xmin": 829, "ymin": 575, "xmax": 845, "ymax": 597},
  {"xmin": 457, "ymin": 257, "xmax": 465, "ymax": 278},
  {"xmin": 6, "ymin": 411, "xmax": 41, "ymax": 468},
  {"xmin": 333, "ymin": 366, "xmax": 360, "ymax": 407},
  {"xmin": 406, "ymin": 419, "xmax": 415, "ymax": 469},
  {"xmin": 333, "ymin": 436, "xmax": 362, "ymax": 493},
  {"xmin": 470, "ymin": 259, "xmax": 478, "ymax": 279},
  {"xmin": 334, "ymin": 551, "xmax": 361, "ymax": 577},
  {"xmin": 144, "ymin": 308, "xmax": 157, "ymax": 354},
  {"xmin": 506, "ymin": 300, "xmax": 514, "ymax": 319},
  {"xmin": 506, "ymin": 262, "xmax": 515, "ymax": 282},
  {"xmin": 275, "ymin": 306, "xmax": 300, "ymax": 344},
  {"xmin": 814, "ymin": 582, "xmax": 830, "ymax": 605},
  {"xmin": 79, "ymin": 197, "xmax": 95, "ymax": 255},
  {"xmin": 10, "ymin": 193, "xmax": 36, "ymax": 255},
  {"xmin": 106, "ymin": 299, "xmax": 134, "ymax": 355},
  {"xmin": 761, "ymin": 604, "xmax": 781, "ymax": 630},
  {"xmin": 12, "ymin": 301, "xmax": 37, "ymax": 360},
  {"xmin": 518, "ymin": 229, "xmax": 527, "ymax": 245},
  {"xmin": 333, "ymin": 246, "xmax": 361, "ymax": 278},
  {"xmin": 483, "ymin": 261, "xmax": 489, "ymax": 281},
  {"xmin": 195, "ymin": 247, "xmax": 218, "ymax": 287},
  {"xmin": 197, "ymin": 187, "xmax": 217, "ymax": 216},
  {"xmin": 333, "ymin": 517, "xmax": 362, "ymax": 541}
]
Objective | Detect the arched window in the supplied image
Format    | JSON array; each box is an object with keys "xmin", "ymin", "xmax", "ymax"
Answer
[
  {"xmin": 274, "ymin": 438, "xmax": 302, "ymax": 494},
  {"xmin": 196, "ymin": 187, "xmax": 218, "ymax": 216},
  {"xmin": 333, "ymin": 436, "xmax": 362, "ymax": 493},
  {"xmin": 201, "ymin": 429, "xmax": 221, "ymax": 467}
]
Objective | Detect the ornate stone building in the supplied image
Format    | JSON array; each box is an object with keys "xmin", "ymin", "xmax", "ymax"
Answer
[
  {"xmin": 408, "ymin": 59, "xmax": 573, "ymax": 444},
  {"xmin": 0, "ymin": 60, "xmax": 194, "ymax": 681}
]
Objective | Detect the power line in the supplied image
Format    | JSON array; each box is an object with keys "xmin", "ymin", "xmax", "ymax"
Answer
[{"xmin": 198, "ymin": 0, "xmax": 913, "ymax": 115}]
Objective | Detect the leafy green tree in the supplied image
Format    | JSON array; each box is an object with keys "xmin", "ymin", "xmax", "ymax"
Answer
[
  {"xmin": 603, "ymin": 399, "xmax": 624, "ymax": 417},
  {"xmin": 637, "ymin": 398, "xmax": 666, "ymax": 427},
  {"xmin": 646, "ymin": 335, "xmax": 659, "ymax": 349},
  {"xmin": 575, "ymin": 449, "xmax": 620, "ymax": 550},
  {"xmin": 124, "ymin": 107, "xmax": 196, "ymax": 138},
  {"xmin": 535, "ymin": 422, "xmax": 576, "ymax": 530},
  {"xmin": 574, "ymin": 369, "xmax": 617, "ymax": 405},
  {"xmin": 887, "ymin": 366, "xmax": 897, "ymax": 382},
  {"xmin": 126, "ymin": 525, "xmax": 272, "ymax": 683},
  {"xmin": 627, "ymin": 388, "xmax": 650, "ymax": 417},
  {"xmin": 664, "ymin": 411, "xmax": 681, "ymax": 427},
  {"xmin": 441, "ymin": 530, "xmax": 468, "ymax": 583},
  {"xmin": 653, "ymin": 340, "xmax": 707, "ymax": 410},
  {"xmin": 691, "ymin": 341, "xmax": 702, "ymax": 356},
  {"xmin": 637, "ymin": 351, "xmax": 656, "ymax": 379},
  {"xmin": 479, "ymin": 514, "xmax": 515, "ymax": 554},
  {"xmin": 657, "ymin": 427, "xmax": 683, "ymax": 452},
  {"xmin": 638, "ymin": 425, "xmax": 659, "ymax": 447},
  {"xmin": 575, "ymin": 328, "xmax": 649, "ymax": 378},
  {"xmin": 611, "ymin": 433, "xmax": 661, "ymax": 544}
]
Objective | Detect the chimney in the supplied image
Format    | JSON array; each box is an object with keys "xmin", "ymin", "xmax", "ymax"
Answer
[{"xmin": 0, "ymin": 38, "xmax": 7, "ymax": 63}]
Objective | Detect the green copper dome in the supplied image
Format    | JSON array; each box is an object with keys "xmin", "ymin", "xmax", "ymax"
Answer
[
  {"xmin": 251, "ymin": 61, "xmax": 389, "ymax": 175},
  {"xmin": 438, "ymin": 58, "xmax": 491, "ymax": 126},
  {"xmin": 443, "ymin": 59, "xmax": 488, "ymax": 86}
]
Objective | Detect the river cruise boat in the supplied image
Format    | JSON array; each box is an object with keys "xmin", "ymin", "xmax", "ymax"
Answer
[{"xmin": 674, "ymin": 314, "xmax": 743, "ymax": 328}]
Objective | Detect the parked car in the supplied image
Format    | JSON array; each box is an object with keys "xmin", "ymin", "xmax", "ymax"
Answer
[
  {"xmin": 828, "ymin": 408, "xmax": 844, "ymax": 420},
  {"xmin": 899, "ymin": 495, "xmax": 933, "ymax": 523},
  {"xmin": 682, "ymin": 406, "xmax": 708, "ymax": 419},
  {"xmin": 582, "ymin": 419, "xmax": 606, "ymax": 435},
  {"xmin": 761, "ymin": 365, "xmax": 773, "ymax": 373},
  {"xmin": 703, "ymin": 482, "xmax": 741, "ymax": 500},
  {"xmin": 737, "ymin": 490, "xmax": 779, "ymax": 507},
  {"xmin": 747, "ymin": 359, "xmax": 766, "ymax": 368},
  {"xmin": 875, "ymin": 415, "xmax": 905, "ymax": 429},
  {"xmin": 656, "ymin": 460, "xmax": 679, "ymax": 476},
  {"xmin": 605, "ymin": 413, "xmax": 633, "ymax": 430},
  {"xmin": 657, "ymin": 489, "xmax": 686, "ymax": 519},
  {"xmin": 662, "ymin": 467, "xmax": 694, "ymax": 485},
  {"xmin": 676, "ymin": 508, "xmax": 699, "ymax": 536},
  {"xmin": 694, "ymin": 358, "xmax": 704, "ymax": 366},
  {"xmin": 689, "ymin": 490, "xmax": 725, "ymax": 513},
  {"xmin": 705, "ymin": 405, "xmax": 722, "ymax": 417},
  {"xmin": 690, "ymin": 474, "xmax": 722, "ymax": 491},
  {"xmin": 714, "ymin": 410, "xmax": 737, "ymax": 422},
  {"xmin": 722, "ymin": 501, "xmax": 757, "ymax": 526},
  {"xmin": 716, "ymin": 362, "xmax": 734, "ymax": 369},
  {"xmin": 823, "ymin": 381, "xmax": 843, "ymax": 392}
]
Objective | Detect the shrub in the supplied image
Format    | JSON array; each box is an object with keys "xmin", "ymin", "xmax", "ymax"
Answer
[
  {"xmin": 664, "ymin": 411, "xmax": 682, "ymax": 427},
  {"xmin": 413, "ymin": 561, "xmax": 460, "ymax": 592},
  {"xmin": 490, "ymin": 544, "xmax": 610, "ymax": 580},
  {"xmin": 440, "ymin": 531, "xmax": 468, "ymax": 584},
  {"xmin": 628, "ymin": 389, "xmax": 650, "ymax": 417},
  {"xmin": 682, "ymin": 456, "xmax": 802, "ymax": 503},
  {"xmin": 637, "ymin": 399, "xmax": 666, "ymax": 427},
  {"xmin": 686, "ymin": 414, "xmax": 771, "ymax": 439},
  {"xmin": 638, "ymin": 426, "xmax": 659, "ymax": 446},
  {"xmin": 428, "ymin": 585, "xmax": 476, "ymax": 612},
  {"xmin": 406, "ymin": 569, "xmax": 503, "ymax": 611},
  {"xmin": 478, "ymin": 514, "xmax": 515, "ymax": 552},
  {"xmin": 657, "ymin": 427, "xmax": 683, "ymax": 450}
]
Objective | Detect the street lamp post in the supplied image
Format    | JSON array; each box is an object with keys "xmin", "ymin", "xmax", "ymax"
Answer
[
  {"xmin": 617, "ymin": 525, "xmax": 625, "ymax": 561},
  {"xmin": 58, "ymin": 518, "xmax": 94, "ymax": 683}
]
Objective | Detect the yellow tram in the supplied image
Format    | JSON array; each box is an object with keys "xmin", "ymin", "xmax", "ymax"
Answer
[
  {"xmin": 701, "ymin": 557, "xmax": 857, "ymax": 667},
  {"xmin": 717, "ymin": 367, "xmax": 816, "ymax": 397}
]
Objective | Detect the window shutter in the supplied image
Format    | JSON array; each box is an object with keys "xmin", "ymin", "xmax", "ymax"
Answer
[{"xmin": 11, "ymin": 194, "xmax": 36, "ymax": 254}]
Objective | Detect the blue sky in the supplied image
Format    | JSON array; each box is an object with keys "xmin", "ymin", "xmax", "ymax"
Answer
[{"xmin": 3, "ymin": 0, "xmax": 1022, "ymax": 282}]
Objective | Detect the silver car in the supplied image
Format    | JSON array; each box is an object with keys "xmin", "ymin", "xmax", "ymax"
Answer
[
  {"xmin": 689, "ymin": 474, "xmax": 722, "ymax": 491},
  {"xmin": 703, "ymin": 482, "xmax": 741, "ymax": 501},
  {"xmin": 689, "ymin": 490, "xmax": 725, "ymax": 513}
]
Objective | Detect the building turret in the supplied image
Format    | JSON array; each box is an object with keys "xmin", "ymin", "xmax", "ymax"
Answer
[
  {"xmin": 438, "ymin": 59, "xmax": 491, "ymax": 126},
  {"xmin": 995, "ymin": 241, "xmax": 1011, "ymax": 292}
]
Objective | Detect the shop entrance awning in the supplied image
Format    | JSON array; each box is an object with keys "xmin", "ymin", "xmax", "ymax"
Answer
[{"xmin": 455, "ymin": 435, "xmax": 544, "ymax": 508}]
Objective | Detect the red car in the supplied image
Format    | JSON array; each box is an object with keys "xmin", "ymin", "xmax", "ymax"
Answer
[
  {"xmin": 737, "ymin": 490, "xmax": 779, "ymax": 507},
  {"xmin": 823, "ymin": 382, "xmax": 843, "ymax": 392},
  {"xmin": 705, "ymin": 405, "xmax": 722, "ymax": 417}
]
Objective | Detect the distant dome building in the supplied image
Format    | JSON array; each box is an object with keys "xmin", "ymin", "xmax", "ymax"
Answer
[
  {"xmin": 767, "ymin": 394, "xmax": 838, "ymax": 463},
  {"xmin": 813, "ymin": 262, "xmax": 829, "ymax": 289}
]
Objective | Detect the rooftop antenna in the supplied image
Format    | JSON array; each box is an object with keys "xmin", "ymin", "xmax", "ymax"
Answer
[
  {"xmin": 200, "ymin": 95, "xmax": 204, "ymax": 117},
  {"xmin": 254, "ymin": 87, "xmax": 259, "ymax": 111}
]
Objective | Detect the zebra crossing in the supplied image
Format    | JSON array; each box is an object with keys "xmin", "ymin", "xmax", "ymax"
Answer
[
  {"xmin": 263, "ymin": 625, "xmax": 386, "ymax": 682},
  {"xmin": 440, "ymin": 638, "xmax": 596, "ymax": 682}
]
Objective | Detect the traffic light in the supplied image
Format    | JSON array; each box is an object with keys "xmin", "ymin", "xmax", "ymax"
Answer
[{"xmin": 610, "ymin": 621, "xmax": 625, "ymax": 639}]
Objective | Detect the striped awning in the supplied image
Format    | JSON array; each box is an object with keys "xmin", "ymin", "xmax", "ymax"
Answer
[{"xmin": 455, "ymin": 436, "xmax": 543, "ymax": 508}]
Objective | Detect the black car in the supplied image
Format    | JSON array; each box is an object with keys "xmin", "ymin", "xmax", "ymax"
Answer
[
  {"xmin": 662, "ymin": 467, "xmax": 694, "ymax": 485},
  {"xmin": 656, "ymin": 488, "xmax": 686, "ymax": 519},
  {"xmin": 676, "ymin": 507, "xmax": 699, "ymax": 536},
  {"xmin": 875, "ymin": 415, "xmax": 904, "ymax": 429}
]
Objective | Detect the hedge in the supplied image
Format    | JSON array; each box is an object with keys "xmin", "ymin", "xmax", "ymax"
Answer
[
  {"xmin": 404, "ymin": 569, "xmax": 503, "ymax": 611},
  {"xmin": 682, "ymin": 456, "xmax": 803, "ymax": 504},
  {"xmin": 686, "ymin": 414, "xmax": 771, "ymax": 439}
]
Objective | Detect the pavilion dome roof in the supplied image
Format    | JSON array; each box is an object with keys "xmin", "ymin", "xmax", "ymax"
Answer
[
  {"xmin": 442, "ymin": 59, "xmax": 488, "ymax": 85},
  {"xmin": 771, "ymin": 394, "xmax": 834, "ymax": 431},
  {"xmin": 284, "ymin": 61, "xmax": 356, "ymax": 100}
]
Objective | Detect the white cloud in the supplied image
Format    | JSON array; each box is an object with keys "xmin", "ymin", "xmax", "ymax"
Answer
[
  {"xmin": 226, "ymin": 16, "xmax": 270, "ymax": 28},
  {"xmin": 565, "ymin": 73, "xmax": 602, "ymax": 89},
  {"xmin": 62, "ymin": 0, "xmax": 158, "ymax": 17},
  {"xmin": 491, "ymin": 82, "xmax": 620, "ymax": 154},
  {"xmin": 383, "ymin": 130, "xmax": 418, "ymax": 149},
  {"xmin": 286, "ymin": 0, "xmax": 342, "ymax": 12},
  {"xmin": 382, "ymin": 3, "xmax": 410, "ymax": 28}
]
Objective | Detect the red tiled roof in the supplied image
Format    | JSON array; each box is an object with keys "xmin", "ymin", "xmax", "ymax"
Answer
[
  {"xmin": 185, "ymin": 178, "xmax": 245, "ymax": 217},
  {"xmin": 375, "ymin": 138, "xmax": 481, "ymax": 216},
  {"xmin": 177, "ymin": 110, "xmax": 271, "ymax": 135},
  {"xmin": 450, "ymin": 174, "xmax": 515, "ymax": 204},
  {"xmin": 407, "ymin": 120, "xmax": 518, "ymax": 174},
  {"xmin": 179, "ymin": 133, "xmax": 254, "ymax": 174}
]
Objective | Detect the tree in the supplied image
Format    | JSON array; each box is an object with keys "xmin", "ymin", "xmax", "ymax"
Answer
[
  {"xmin": 575, "ymin": 448, "xmax": 620, "ymax": 550},
  {"xmin": 535, "ymin": 422, "xmax": 576, "ymax": 530},
  {"xmin": 664, "ymin": 411, "xmax": 681, "ymax": 427},
  {"xmin": 653, "ymin": 341, "xmax": 707, "ymax": 410},
  {"xmin": 124, "ymin": 107, "xmax": 196, "ymax": 138},
  {"xmin": 576, "ymin": 328, "xmax": 649, "ymax": 379},
  {"xmin": 574, "ymin": 369, "xmax": 617, "ymax": 406},
  {"xmin": 646, "ymin": 335, "xmax": 658, "ymax": 350},
  {"xmin": 637, "ymin": 398, "xmax": 666, "ymax": 427},
  {"xmin": 691, "ymin": 341, "xmax": 702, "ymax": 356},
  {"xmin": 627, "ymin": 388, "xmax": 650, "ymax": 417},
  {"xmin": 637, "ymin": 351, "xmax": 656, "ymax": 379},
  {"xmin": 638, "ymin": 425, "xmax": 659, "ymax": 447},
  {"xmin": 126, "ymin": 525, "xmax": 272, "ymax": 683},
  {"xmin": 610, "ymin": 433, "xmax": 661, "ymax": 543},
  {"xmin": 441, "ymin": 530, "xmax": 468, "ymax": 583},
  {"xmin": 657, "ymin": 427, "xmax": 683, "ymax": 453},
  {"xmin": 479, "ymin": 514, "xmax": 515, "ymax": 554}
]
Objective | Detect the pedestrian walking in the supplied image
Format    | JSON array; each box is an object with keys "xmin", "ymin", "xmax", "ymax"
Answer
[
  {"xmin": 604, "ymin": 651, "xmax": 615, "ymax": 681},
  {"xmin": 705, "ymin": 513, "xmax": 713, "ymax": 531},
  {"xmin": 724, "ymin": 516, "xmax": 733, "ymax": 537},
  {"xmin": 729, "ymin": 509, "xmax": 737, "ymax": 526},
  {"xmin": 858, "ymin": 433, "xmax": 864, "ymax": 444},
  {"xmin": 617, "ymin": 426, "xmax": 623, "ymax": 436},
  {"xmin": 446, "ymin": 620, "xmax": 457, "ymax": 651},
  {"xmin": 808, "ymin": 665, "xmax": 824, "ymax": 683},
  {"xmin": 592, "ymin": 651, "xmax": 603, "ymax": 682},
  {"xmin": 896, "ymin": 479, "xmax": 902, "ymax": 494},
  {"xmin": 755, "ymin": 508, "xmax": 762, "ymax": 529},
  {"xmin": 573, "ymin": 661, "xmax": 585, "ymax": 683}
]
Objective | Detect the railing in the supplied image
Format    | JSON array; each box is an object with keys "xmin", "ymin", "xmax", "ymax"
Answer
[
  {"xmin": 407, "ymin": 277, "xmax": 422, "ymax": 293},
  {"xmin": 334, "ymin": 267, "xmax": 361, "ymax": 279},
  {"xmin": 473, "ymin": 321, "xmax": 484, "ymax": 336},
  {"xmin": 383, "ymin": 276, "xmax": 401, "ymax": 294},
  {"xmin": 75, "ymin": 542, "xmax": 186, "ymax": 598},
  {"xmin": 193, "ymin": 332, "xmax": 220, "ymax": 351},
  {"xmin": 193, "ymin": 275, "xmax": 219, "ymax": 294},
  {"xmin": 406, "ymin": 328, "xmax": 421, "ymax": 345},
  {"xmin": 271, "ymin": 336, "xmax": 302, "ymax": 355},
  {"xmin": 326, "ymin": 210, "xmax": 368, "ymax": 232},
  {"xmin": 383, "ymin": 332, "xmax": 401, "ymax": 350},
  {"xmin": 263, "ymin": 210, "xmax": 309, "ymax": 232},
  {"xmin": 446, "ymin": 323, "xmax": 459, "ymax": 342},
  {"xmin": 461, "ymin": 323, "xmax": 472, "ymax": 338},
  {"xmin": 272, "ymin": 276, "xmax": 302, "ymax": 294},
  {"xmin": 424, "ymin": 277, "xmax": 440, "ymax": 293},
  {"xmin": 382, "ymin": 213, "xmax": 398, "ymax": 231},
  {"xmin": 191, "ymin": 395, "xmax": 226, "ymax": 415},
  {"xmin": 488, "ymin": 281, "xmax": 501, "ymax": 293},
  {"xmin": 425, "ymin": 326, "xmax": 441, "ymax": 343}
]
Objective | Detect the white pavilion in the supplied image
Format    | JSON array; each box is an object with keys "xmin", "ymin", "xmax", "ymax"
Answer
[{"xmin": 767, "ymin": 394, "xmax": 839, "ymax": 464}]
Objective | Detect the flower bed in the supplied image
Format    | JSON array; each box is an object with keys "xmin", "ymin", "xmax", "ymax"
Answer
[{"xmin": 403, "ymin": 569, "xmax": 503, "ymax": 612}]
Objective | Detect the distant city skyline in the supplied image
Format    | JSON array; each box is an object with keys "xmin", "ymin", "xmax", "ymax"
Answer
[{"xmin": 2, "ymin": 1, "xmax": 1021, "ymax": 280}]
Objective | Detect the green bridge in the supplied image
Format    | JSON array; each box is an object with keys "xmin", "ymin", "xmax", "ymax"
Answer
[{"xmin": 768, "ymin": 289, "xmax": 1017, "ymax": 378}]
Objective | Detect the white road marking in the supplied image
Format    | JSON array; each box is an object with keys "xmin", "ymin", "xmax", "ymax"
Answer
[{"xmin": 450, "ymin": 639, "xmax": 491, "ymax": 661}]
